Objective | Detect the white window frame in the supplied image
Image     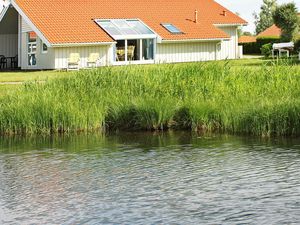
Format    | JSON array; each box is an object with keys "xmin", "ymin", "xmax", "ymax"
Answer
[
  {"xmin": 41, "ymin": 41, "xmax": 48, "ymax": 54},
  {"xmin": 113, "ymin": 38, "xmax": 156, "ymax": 65},
  {"xmin": 27, "ymin": 33, "xmax": 37, "ymax": 67}
]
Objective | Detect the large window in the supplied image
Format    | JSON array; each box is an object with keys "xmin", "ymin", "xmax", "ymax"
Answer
[
  {"xmin": 95, "ymin": 19, "xmax": 156, "ymax": 40},
  {"xmin": 28, "ymin": 32, "xmax": 37, "ymax": 66},
  {"xmin": 115, "ymin": 39, "xmax": 154, "ymax": 62},
  {"xmin": 95, "ymin": 19, "xmax": 156, "ymax": 63}
]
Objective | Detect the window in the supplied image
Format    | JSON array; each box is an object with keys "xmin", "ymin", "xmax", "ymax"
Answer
[
  {"xmin": 142, "ymin": 39, "xmax": 154, "ymax": 60},
  {"xmin": 95, "ymin": 19, "xmax": 156, "ymax": 40},
  {"xmin": 95, "ymin": 19, "xmax": 156, "ymax": 64},
  {"xmin": 161, "ymin": 23, "xmax": 183, "ymax": 34},
  {"xmin": 28, "ymin": 32, "xmax": 37, "ymax": 66},
  {"xmin": 42, "ymin": 42, "xmax": 48, "ymax": 53}
]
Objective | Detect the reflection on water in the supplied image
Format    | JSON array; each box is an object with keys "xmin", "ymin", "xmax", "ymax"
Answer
[{"xmin": 0, "ymin": 132, "xmax": 300, "ymax": 224}]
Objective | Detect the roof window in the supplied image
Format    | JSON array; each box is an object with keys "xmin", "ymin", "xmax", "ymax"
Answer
[
  {"xmin": 95, "ymin": 19, "xmax": 156, "ymax": 40},
  {"xmin": 161, "ymin": 23, "xmax": 183, "ymax": 34}
]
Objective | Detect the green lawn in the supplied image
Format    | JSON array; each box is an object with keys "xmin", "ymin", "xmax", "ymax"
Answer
[
  {"xmin": 0, "ymin": 58, "xmax": 298, "ymax": 96},
  {"xmin": 0, "ymin": 70, "xmax": 72, "ymax": 83},
  {"xmin": 0, "ymin": 59, "xmax": 264, "ymax": 82}
]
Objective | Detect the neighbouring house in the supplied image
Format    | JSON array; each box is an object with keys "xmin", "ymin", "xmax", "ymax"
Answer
[
  {"xmin": 257, "ymin": 24, "xmax": 282, "ymax": 39},
  {"xmin": 238, "ymin": 25, "xmax": 283, "ymax": 55},
  {"xmin": 238, "ymin": 36, "xmax": 257, "ymax": 44},
  {"xmin": 0, "ymin": 0, "xmax": 247, "ymax": 70},
  {"xmin": 238, "ymin": 12, "xmax": 300, "ymax": 55}
]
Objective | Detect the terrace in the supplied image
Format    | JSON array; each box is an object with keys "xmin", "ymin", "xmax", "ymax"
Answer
[{"xmin": 0, "ymin": 6, "xmax": 19, "ymax": 70}]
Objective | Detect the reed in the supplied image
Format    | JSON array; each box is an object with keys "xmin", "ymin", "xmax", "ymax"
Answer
[{"xmin": 0, "ymin": 60, "xmax": 300, "ymax": 136}]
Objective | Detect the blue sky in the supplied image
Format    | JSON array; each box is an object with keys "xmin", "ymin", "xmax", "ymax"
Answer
[{"xmin": 215, "ymin": 0, "xmax": 300, "ymax": 33}]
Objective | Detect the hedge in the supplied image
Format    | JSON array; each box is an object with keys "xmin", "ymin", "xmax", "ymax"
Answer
[{"xmin": 240, "ymin": 36, "xmax": 281, "ymax": 54}]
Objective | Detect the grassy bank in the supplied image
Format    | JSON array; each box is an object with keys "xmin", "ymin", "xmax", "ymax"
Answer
[{"xmin": 0, "ymin": 59, "xmax": 300, "ymax": 136}]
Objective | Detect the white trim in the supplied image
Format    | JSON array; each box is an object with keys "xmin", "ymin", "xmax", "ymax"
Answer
[
  {"xmin": 113, "ymin": 60, "xmax": 155, "ymax": 66},
  {"xmin": 214, "ymin": 23, "xmax": 247, "ymax": 27},
  {"xmin": 10, "ymin": 0, "xmax": 51, "ymax": 47},
  {"xmin": 161, "ymin": 38, "xmax": 230, "ymax": 43},
  {"xmin": 18, "ymin": 13, "xmax": 21, "ymax": 67},
  {"xmin": 0, "ymin": 5, "xmax": 9, "ymax": 22},
  {"xmin": 110, "ymin": 34, "xmax": 157, "ymax": 40},
  {"xmin": 41, "ymin": 41, "xmax": 48, "ymax": 54},
  {"xmin": 52, "ymin": 42, "xmax": 115, "ymax": 47},
  {"xmin": 125, "ymin": 39, "xmax": 128, "ymax": 62}
]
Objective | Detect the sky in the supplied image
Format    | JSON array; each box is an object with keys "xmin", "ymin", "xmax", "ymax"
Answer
[{"xmin": 215, "ymin": 0, "xmax": 300, "ymax": 33}]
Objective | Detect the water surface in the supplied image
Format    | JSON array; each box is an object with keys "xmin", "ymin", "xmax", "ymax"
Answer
[{"xmin": 0, "ymin": 132, "xmax": 300, "ymax": 224}]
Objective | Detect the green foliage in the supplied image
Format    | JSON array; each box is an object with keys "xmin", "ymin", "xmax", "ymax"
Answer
[
  {"xmin": 241, "ymin": 36, "xmax": 280, "ymax": 54},
  {"xmin": 254, "ymin": 0, "xmax": 278, "ymax": 34},
  {"xmin": 294, "ymin": 39, "xmax": 300, "ymax": 53},
  {"xmin": 273, "ymin": 3, "xmax": 299, "ymax": 41},
  {"xmin": 0, "ymin": 61, "xmax": 300, "ymax": 137},
  {"xmin": 261, "ymin": 43, "xmax": 273, "ymax": 57}
]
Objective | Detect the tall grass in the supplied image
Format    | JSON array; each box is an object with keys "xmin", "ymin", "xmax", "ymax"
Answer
[{"xmin": 0, "ymin": 60, "xmax": 300, "ymax": 136}]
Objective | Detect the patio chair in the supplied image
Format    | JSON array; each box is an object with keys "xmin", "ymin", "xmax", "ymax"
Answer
[
  {"xmin": 87, "ymin": 53, "xmax": 100, "ymax": 68},
  {"xmin": 116, "ymin": 47, "xmax": 125, "ymax": 61},
  {"xmin": 127, "ymin": 46, "xmax": 135, "ymax": 61},
  {"xmin": 0, "ymin": 55, "xmax": 7, "ymax": 69},
  {"xmin": 11, "ymin": 55, "xmax": 18, "ymax": 68},
  {"xmin": 67, "ymin": 53, "xmax": 80, "ymax": 70}
]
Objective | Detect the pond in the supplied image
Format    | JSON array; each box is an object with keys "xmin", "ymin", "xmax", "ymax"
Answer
[{"xmin": 0, "ymin": 132, "xmax": 300, "ymax": 224}]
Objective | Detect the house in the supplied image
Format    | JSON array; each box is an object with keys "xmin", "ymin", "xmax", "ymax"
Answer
[
  {"xmin": 257, "ymin": 13, "xmax": 300, "ymax": 39},
  {"xmin": 0, "ymin": 0, "xmax": 247, "ymax": 70},
  {"xmin": 238, "ymin": 36, "xmax": 256, "ymax": 44},
  {"xmin": 257, "ymin": 24, "xmax": 282, "ymax": 38}
]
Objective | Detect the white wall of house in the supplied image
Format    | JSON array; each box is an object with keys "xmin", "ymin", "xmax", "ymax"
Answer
[
  {"xmin": 21, "ymin": 33, "xmax": 56, "ymax": 70},
  {"xmin": 20, "ymin": 16, "xmax": 112, "ymax": 70},
  {"xmin": 20, "ymin": 17, "xmax": 56, "ymax": 69},
  {"xmin": 0, "ymin": 0, "xmax": 9, "ymax": 11},
  {"xmin": 155, "ymin": 41, "xmax": 218, "ymax": 63},
  {"xmin": 16, "ymin": 14, "xmax": 239, "ymax": 70},
  {"xmin": 217, "ymin": 26, "xmax": 238, "ymax": 60},
  {"xmin": 54, "ymin": 45, "xmax": 112, "ymax": 69}
]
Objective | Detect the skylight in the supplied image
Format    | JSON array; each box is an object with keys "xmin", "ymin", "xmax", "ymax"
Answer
[
  {"xmin": 95, "ymin": 19, "xmax": 156, "ymax": 40},
  {"xmin": 161, "ymin": 23, "xmax": 183, "ymax": 34}
]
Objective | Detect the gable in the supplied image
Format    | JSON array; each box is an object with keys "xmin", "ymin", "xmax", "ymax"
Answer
[{"xmin": 0, "ymin": 7, "xmax": 18, "ymax": 34}]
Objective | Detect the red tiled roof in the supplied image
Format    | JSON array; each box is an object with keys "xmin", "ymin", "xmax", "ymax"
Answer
[
  {"xmin": 238, "ymin": 35, "xmax": 256, "ymax": 44},
  {"xmin": 257, "ymin": 24, "xmax": 281, "ymax": 38},
  {"xmin": 15, "ymin": 0, "xmax": 247, "ymax": 44}
]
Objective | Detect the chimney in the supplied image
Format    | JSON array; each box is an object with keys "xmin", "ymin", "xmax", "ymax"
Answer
[
  {"xmin": 194, "ymin": 10, "xmax": 198, "ymax": 23},
  {"xmin": 222, "ymin": 10, "xmax": 227, "ymax": 16}
]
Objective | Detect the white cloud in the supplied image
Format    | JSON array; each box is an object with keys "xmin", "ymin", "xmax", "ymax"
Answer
[{"xmin": 215, "ymin": 0, "xmax": 300, "ymax": 33}]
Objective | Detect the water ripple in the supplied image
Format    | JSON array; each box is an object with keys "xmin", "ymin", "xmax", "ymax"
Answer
[{"xmin": 0, "ymin": 134, "xmax": 300, "ymax": 224}]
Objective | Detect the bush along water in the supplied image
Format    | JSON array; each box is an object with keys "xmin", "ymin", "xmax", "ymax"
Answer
[{"xmin": 0, "ymin": 60, "xmax": 300, "ymax": 136}]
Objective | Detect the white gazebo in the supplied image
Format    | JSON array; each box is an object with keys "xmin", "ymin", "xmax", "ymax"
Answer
[{"xmin": 272, "ymin": 42, "xmax": 294, "ymax": 58}]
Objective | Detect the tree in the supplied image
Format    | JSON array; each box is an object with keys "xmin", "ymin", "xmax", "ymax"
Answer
[
  {"xmin": 273, "ymin": 3, "xmax": 299, "ymax": 42},
  {"xmin": 243, "ymin": 32, "xmax": 253, "ymax": 36},
  {"xmin": 253, "ymin": 0, "xmax": 277, "ymax": 34}
]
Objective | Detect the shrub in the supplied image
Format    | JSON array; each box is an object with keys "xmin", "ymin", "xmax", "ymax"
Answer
[
  {"xmin": 294, "ymin": 39, "xmax": 300, "ymax": 54},
  {"xmin": 261, "ymin": 43, "xmax": 273, "ymax": 57}
]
